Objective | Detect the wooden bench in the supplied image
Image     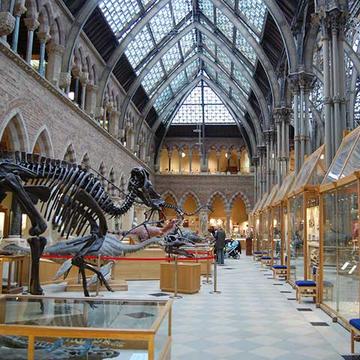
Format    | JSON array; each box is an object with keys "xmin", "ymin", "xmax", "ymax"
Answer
[
  {"xmin": 350, "ymin": 319, "xmax": 360, "ymax": 354},
  {"xmin": 295, "ymin": 280, "xmax": 318, "ymax": 304},
  {"xmin": 260, "ymin": 256, "xmax": 272, "ymax": 267},
  {"xmin": 272, "ymin": 265, "xmax": 287, "ymax": 280}
]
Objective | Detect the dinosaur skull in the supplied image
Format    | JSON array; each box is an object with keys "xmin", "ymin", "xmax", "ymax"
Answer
[{"xmin": 128, "ymin": 167, "xmax": 164, "ymax": 209}]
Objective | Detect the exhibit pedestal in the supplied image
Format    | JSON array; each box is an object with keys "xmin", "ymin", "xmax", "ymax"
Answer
[{"xmin": 160, "ymin": 262, "xmax": 201, "ymax": 294}]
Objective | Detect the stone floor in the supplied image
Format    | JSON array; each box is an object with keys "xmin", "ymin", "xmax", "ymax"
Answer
[{"xmin": 45, "ymin": 256, "xmax": 355, "ymax": 360}]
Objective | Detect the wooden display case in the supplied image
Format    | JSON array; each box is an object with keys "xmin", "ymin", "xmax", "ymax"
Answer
[
  {"xmin": 287, "ymin": 145, "xmax": 325, "ymax": 286},
  {"xmin": 160, "ymin": 262, "xmax": 201, "ymax": 294},
  {"xmin": 0, "ymin": 295, "xmax": 172, "ymax": 360},
  {"xmin": 319, "ymin": 127, "xmax": 360, "ymax": 327}
]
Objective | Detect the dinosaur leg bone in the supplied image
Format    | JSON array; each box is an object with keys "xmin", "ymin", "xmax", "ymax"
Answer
[{"xmin": 27, "ymin": 236, "xmax": 47, "ymax": 295}]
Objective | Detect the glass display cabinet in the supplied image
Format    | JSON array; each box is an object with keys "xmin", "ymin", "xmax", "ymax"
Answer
[
  {"xmin": 287, "ymin": 145, "xmax": 326, "ymax": 285},
  {"xmin": 254, "ymin": 193, "xmax": 269, "ymax": 252},
  {"xmin": 320, "ymin": 127, "xmax": 360, "ymax": 325},
  {"xmin": 0, "ymin": 295, "xmax": 172, "ymax": 360},
  {"xmin": 261, "ymin": 185, "xmax": 279, "ymax": 262},
  {"xmin": 271, "ymin": 173, "xmax": 295, "ymax": 266}
]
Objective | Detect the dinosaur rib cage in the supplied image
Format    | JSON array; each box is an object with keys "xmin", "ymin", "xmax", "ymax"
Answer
[{"xmin": 3, "ymin": 151, "xmax": 137, "ymax": 238}]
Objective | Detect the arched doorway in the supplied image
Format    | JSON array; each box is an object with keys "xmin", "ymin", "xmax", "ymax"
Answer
[
  {"xmin": 162, "ymin": 193, "xmax": 177, "ymax": 220},
  {"xmin": 33, "ymin": 129, "xmax": 52, "ymax": 156},
  {"xmin": 182, "ymin": 193, "xmax": 199, "ymax": 232},
  {"xmin": 230, "ymin": 195, "xmax": 248, "ymax": 237},
  {"xmin": 209, "ymin": 194, "xmax": 227, "ymax": 233}
]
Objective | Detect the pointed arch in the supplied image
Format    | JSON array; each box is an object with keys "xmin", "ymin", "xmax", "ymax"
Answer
[
  {"xmin": 229, "ymin": 191, "xmax": 251, "ymax": 213},
  {"xmin": 63, "ymin": 143, "xmax": 76, "ymax": 163},
  {"xmin": 0, "ymin": 110, "xmax": 29, "ymax": 152},
  {"xmin": 162, "ymin": 190, "xmax": 179, "ymax": 205},
  {"xmin": 32, "ymin": 126, "xmax": 54, "ymax": 157},
  {"xmin": 179, "ymin": 191, "xmax": 201, "ymax": 209},
  {"xmin": 207, "ymin": 191, "xmax": 229, "ymax": 212},
  {"xmin": 81, "ymin": 153, "xmax": 90, "ymax": 170}
]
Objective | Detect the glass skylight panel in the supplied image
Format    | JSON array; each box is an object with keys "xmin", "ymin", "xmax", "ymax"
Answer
[
  {"xmin": 204, "ymin": 65, "xmax": 216, "ymax": 80},
  {"xmin": 141, "ymin": 0, "xmax": 153, "ymax": 7},
  {"xmin": 149, "ymin": 4, "xmax": 173, "ymax": 43},
  {"xmin": 202, "ymin": 34, "xmax": 216, "ymax": 55},
  {"xmin": 204, "ymin": 85, "xmax": 222, "ymax": 103},
  {"xmin": 170, "ymin": 71, "xmax": 187, "ymax": 93},
  {"xmin": 204, "ymin": 105, "xmax": 235, "ymax": 123},
  {"xmin": 100, "ymin": 0, "xmax": 140, "ymax": 38},
  {"xmin": 172, "ymin": 104, "xmax": 203, "ymax": 124},
  {"xmin": 162, "ymin": 43, "xmax": 182, "ymax": 73},
  {"xmin": 154, "ymin": 86, "xmax": 172, "ymax": 111},
  {"xmin": 216, "ymin": 48, "xmax": 231, "ymax": 73},
  {"xmin": 184, "ymin": 85, "xmax": 202, "ymax": 104},
  {"xmin": 235, "ymin": 32, "xmax": 257, "ymax": 65},
  {"xmin": 172, "ymin": 0, "xmax": 192, "ymax": 24},
  {"xmin": 224, "ymin": 0, "xmax": 235, "ymax": 9},
  {"xmin": 232, "ymin": 92, "xmax": 245, "ymax": 111},
  {"xmin": 180, "ymin": 30, "xmax": 196, "ymax": 56},
  {"xmin": 238, "ymin": 0, "xmax": 267, "ymax": 33},
  {"xmin": 142, "ymin": 61, "xmax": 165, "ymax": 94},
  {"xmin": 217, "ymin": 72, "xmax": 229, "ymax": 92},
  {"xmin": 125, "ymin": 27, "xmax": 154, "ymax": 69},
  {"xmin": 233, "ymin": 67, "xmax": 251, "ymax": 93},
  {"xmin": 186, "ymin": 59, "xmax": 199, "ymax": 78},
  {"xmin": 199, "ymin": 0, "xmax": 214, "ymax": 20},
  {"xmin": 216, "ymin": 10, "xmax": 234, "ymax": 41}
]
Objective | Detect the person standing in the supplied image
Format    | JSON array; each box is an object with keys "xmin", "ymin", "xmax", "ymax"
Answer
[{"xmin": 215, "ymin": 226, "xmax": 226, "ymax": 265}]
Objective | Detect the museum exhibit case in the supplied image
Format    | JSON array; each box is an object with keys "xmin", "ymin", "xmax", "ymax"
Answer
[
  {"xmin": 287, "ymin": 145, "xmax": 325, "ymax": 285},
  {"xmin": 319, "ymin": 127, "xmax": 360, "ymax": 325},
  {"xmin": 260, "ymin": 185, "xmax": 279, "ymax": 261},
  {"xmin": 0, "ymin": 295, "xmax": 172, "ymax": 360},
  {"xmin": 271, "ymin": 173, "xmax": 295, "ymax": 266},
  {"xmin": 253, "ymin": 192, "xmax": 269, "ymax": 253}
]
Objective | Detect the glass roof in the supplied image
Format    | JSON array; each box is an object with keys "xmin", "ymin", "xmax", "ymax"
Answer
[
  {"xmin": 99, "ymin": 0, "xmax": 267, "ymax": 120},
  {"xmin": 171, "ymin": 80, "xmax": 236, "ymax": 125},
  {"xmin": 323, "ymin": 126, "xmax": 360, "ymax": 184}
]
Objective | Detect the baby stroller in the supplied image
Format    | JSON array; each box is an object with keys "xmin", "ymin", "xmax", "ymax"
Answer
[{"xmin": 224, "ymin": 239, "xmax": 241, "ymax": 259}]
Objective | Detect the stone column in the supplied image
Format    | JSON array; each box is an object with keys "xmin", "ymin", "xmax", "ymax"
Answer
[
  {"xmin": 237, "ymin": 150, "xmax": 241, "ymax": 174},
  {"xmin": 37, "ymin": 31, "xmax": 50, "ymax": 77},
  {"xmin": 199, "ymin": 208, "xmax": 209, "ymax": 236},
  {"xmin": 252, "ymin": 156, "xmax": 259, "ymax": 202},
  {"xmin": 216, "ymin": 151, "xmax": 221, "ymax": 173},
  {"xmin": 168, "ymin": 150, "xmax": 172, "ymax": 173},
  {"xmin": 225, "ymin": 211, "xmax": 231, "ymax": 236},
  {"xmin": 11, "ymin": 2, "xmax": 26, "ymax": 52},
  {"xmin": 46, "ymin": 42, "xmax": 64, "ymax": 86},
  {"xmin": 24, "ymin": 16, "xmax": 40, "ymax": 64},
  {"xmin": 109, "ymin": 109, "xmax": 120, "ymax": 138},
  {"xmin": 71, "ymin": 67, "xmax": 81, "ymax": 104},
  {"xmin": 85, "ymin": 84, "xmax": 98, "ymax": 117},
  {"xmin": 200, "ymin": 151, "xmax": 207, "ymax": 173},
  {"xmin": 80, "ymin": 72, "xmax": 89, "ymax": 110},
  {"xmin": 0, "ymin": 11, "xmax": 15, "ymax": 46},
  {"xmin": 189, "ymin": 149, "xmax": 192, "ymax": 173}
]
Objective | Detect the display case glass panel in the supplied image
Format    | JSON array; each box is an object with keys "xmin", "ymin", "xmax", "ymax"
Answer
[
  {"xmin": 272, "ymin": 206, "xmax": 281, "ymax": 262},
  {"xmin": 322, "ymin": 182, "xmax": 360, "ymax": 321},
  {"xmin": 306, "ymin": 196, "xmax": 320, "ymax": 278},
  {"xmin": 272, "ymin": 173, "xmax": 294, "ymax": 206},
  {"xmin": 289, "ymin": 195, "xmax": 304, "ymax": 281},
  {"xmin": 0, "ymin": 296, "xmax": 172, "ymax": 360},
  {"xmin": 323, "ymin": 127, "xmax": 360, "ymax": 184}
]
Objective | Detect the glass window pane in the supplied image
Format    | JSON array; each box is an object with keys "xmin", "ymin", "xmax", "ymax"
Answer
[
  {"xmin": 216, "ymin": 9, "xmax": 233, "ymax": 41},
  {"xmin": 154, "ymin": 86, "xmax": 172, "ymax": 111},
  {"xmin": 162, "ymin": 43, "xmax": 182, "ymax": 73},
  {"xmin": 341, "ymin": 133, "xmax": 360, "ymax": 178},
  {"xmin": 100, "ymin": 0, "xmax": 141, "ymax": 38},
  {"xmin": 199, "ymin": 0, "xmax": 214, "ymax": 20},
  {"xmin": 180, "ymin": 30, "xmax": 196, "ymax": 56},
  {"xmin": 172, "ymin": 0, "xmax": 192, "ymax": 24},
  {"xmin": 170, "ymin": 70, "xmax": 187, "ymax": 93},
  {"xmin": 125, "ymin": 27, "xmax": 154, "ymax": 69},
  {"xmin": 186, "ymin": 59, "xmax": 199, "ymax": 78},
  {"xmin": 142, "ymin": 61, "xmax": 165, "ymax": 94},
  {"xmin": 238, "ymin": 0, "xmax": 267, "ymax": 33},
  {"xmin": 216, "ymin": 48, "xmax": 231, "ymax": 73},
  {"xmin": 202, "ymin": 34, "xmax": 216, "ymax": 55},
  {"xmin": 149, "ymin": 4, "xmax": 174, "ymax": 43},
  {"xmin": 235, "ymin": 31, "xmax": 257, "ymax": 65}
]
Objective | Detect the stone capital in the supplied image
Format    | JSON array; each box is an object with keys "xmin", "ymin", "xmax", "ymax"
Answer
[
  {"xmin": 86, "ymin": 83, "xmax": 98, "ymax": 92},
  {"xmin": 37, "ymin": 31, "xmax": 51, "ymax": 44},
  {"xmin": 0, "ymin": 12, "xmax": 15, "ymax": 37},
  {"xmin": 80, "ymin": 72, "xmax": 89, "ymax": 86},
  {"xmin": 71, "ymin": 66, "xmax": 81, "ymax": 79},
  {"xmin": 46, "ymin": 42, "xmax": 65, "ymax": 55},
  {"xmin": 24, "ymin": 17, "xmax": 40, "ymax": 32},
  {"xmin": 273, "ymin": 107, "xmax": 292, "ymax": 124},
  {"xmin": 59, "ymin": 71, "xmax": 71, "ymax": 88},
  {"xmin": 14, "ymin": 3, "xmax": 27, "ymax": 17}
]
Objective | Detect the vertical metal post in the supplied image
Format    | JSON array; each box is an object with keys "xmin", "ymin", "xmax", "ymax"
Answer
[
  {"xmin": 210, "ymin": 255, "xmax": 221, "ymax": 294},
  {"xmin": 170, "ymin": 255, "xmax": 182, "ymax": 299}
]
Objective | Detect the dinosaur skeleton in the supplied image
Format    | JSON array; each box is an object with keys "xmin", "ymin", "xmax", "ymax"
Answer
[{"xmin": 0, "ymin": 151, "xmax": 164, "ymax": 296}]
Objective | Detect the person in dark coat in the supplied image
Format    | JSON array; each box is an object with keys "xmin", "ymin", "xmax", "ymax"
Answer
[{"xmin": 215, "ymin": 226, "xmax": 226, "ymax": 265}]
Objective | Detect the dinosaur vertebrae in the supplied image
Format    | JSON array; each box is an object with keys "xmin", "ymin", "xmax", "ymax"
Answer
[
  {"xmin": 7, "ymin": 152, "xmax": 139, "ymax": 237},
  {"xmin": 162, "ymin": 202, "xmax": 209, "ymax": 217}
]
